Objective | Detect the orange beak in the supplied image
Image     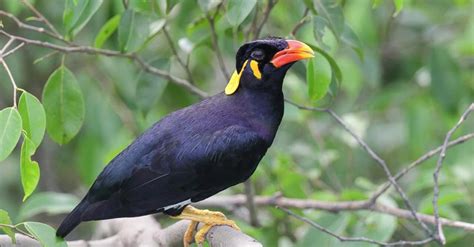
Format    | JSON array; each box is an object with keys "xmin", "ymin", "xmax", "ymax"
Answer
[{"xmin": 271, "ymin": 40, "xmax": 315, "ymax": 68}]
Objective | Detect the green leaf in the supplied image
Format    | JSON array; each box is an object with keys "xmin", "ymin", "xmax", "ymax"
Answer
[
  {"xmin": 118, "ymin": 9, "xmax": 132, "ymax": 50},
  {"xmin": 136, "ymin": 58, "xmax": 170, "ymax": 113},
  {"xmin": 350, "ymin": 212, "xmax": 397, "ymax": 244},
  {"xmin": 372, "ymin": 0, "xmax": 383, "ymax": 8},
  {"xmin": 24, "ymin": 222, "xmax": 67, "ymax": 247},
  {"xmin": 312, "ymin": 15, "xmax": 329, "ymax": 48},
  {"xmin": 94, "ymin": 15, "xmax": 121, "ymax": 48},
  {"xmin": 338, "ymin": 197, "xmax": 397, "ymax": 247},
  {"xmin": 18, "ymin": 92, "xmax": 46, "ymax": 149},
  {"xmin": 42, "ymin": 66, "xmax": 85, "ymax": 144},
  {"xmin": 161, "ymin": 0, "xmax": 180, "ymax": 15},
  {"xmin": 0, "ymin": 107, "xmax": 22, "ymax": 162},
  {"xmin": 429, "ymin": 47, "xmax": 465, "ymax": 112},
  {"xmin": 128, "ymin": 0, "xmax": 153, "ymax": 12},
  {"xmin": 341, "ymin": 24, "xmax": 363, "ymax": 59},
  {"xmin": 274, "ymin": 154, "xmax": 306, "ymax": 198},
  {"xmin": 298, "ymin": 213, "xmax": 350, "ymax": 247},
  {"xmin": 313, "ymin": 0, "xmax": 345, "ymax": 39},
  {"xmin": 118, "ymin": 10, "xmax": 150, "ymax": 52},
  {"xmin": 63, "ymin": 0, "xmax": 104, "ymax": 39},
  {"xmin": 305, "ymin": 44, "xmax": 343, "ymax": 101},
  {"xmin": 149, "ymin": 19, "xmax": 166, "ymax": 36},
  {"xmin": 340, "ymin": 189, "xmax": 368, "ymax": 200},
  {"xmin": 311, "ymin": 45, "xmax": 342, "ymax": 83},
  {"xmin": 0, "ymin": 209, "xmax": 15, "ymax": 243},
  {"xmin": 393, "ymin": 0, "xmax": 403, "ymax": 16},
  {"xmin": 419, "ymin": 187, "xmax": 465, "ymax": 219},
  {"xmin": 198, "ymin": 0, "xmax": 221, "ymax": 12},
  {"xmin": 18, "ymin": 192, "xmax": 80, "ymax": 221},
  {"xmin": 307, "ymin": 56, "xmax": 332, "ymax": 102},
  {"xmin": 20, "ymin": 135, "xmax": 40, "ymax": 201},
  {"xmin": 226, "ymin": 0, "xmax": 257, "ymax": 27},
  {"xmin": 4, "ymin": 0, "xmax": 23, "ymax": 15},
  {"xmin": 303, "ymin": 0, "xmax": 317, "ymax": 13}
]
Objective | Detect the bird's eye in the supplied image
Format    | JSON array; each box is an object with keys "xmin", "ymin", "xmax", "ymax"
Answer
[{"xmin": 251, "ymin": 49, "xmax": 265, "ymax": 61}]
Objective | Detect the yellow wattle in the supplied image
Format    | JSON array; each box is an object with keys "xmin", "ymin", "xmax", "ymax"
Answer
[
  {"xmin": 250, "ymin": 60, "xmax": 261, "ymax": 79},
  {"xmin": 225, "ymin": 70, "xmax": 240, "ymax": 95},
  {"xmin": 225, "ymin": 60, "xmax": 249, "ymax": 95}
]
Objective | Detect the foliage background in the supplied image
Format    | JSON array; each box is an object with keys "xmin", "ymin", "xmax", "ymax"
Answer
[{"xmin": 0, "ymin": 0, "xmax": 473, "ymax": 246}]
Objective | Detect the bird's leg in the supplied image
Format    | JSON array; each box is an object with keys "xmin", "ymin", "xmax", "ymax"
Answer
[
  {"xmin": 172, "ymin": 205, "xmax": 240, "ymax": 246},
  {"xmin": 182, "ymin": 220, "xmax": 198, "ymax": 247}
]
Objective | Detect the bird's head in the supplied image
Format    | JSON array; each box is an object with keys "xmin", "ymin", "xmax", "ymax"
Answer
[{"xmin": 225, "ymin": 37, "xmax": 314, "ymax": 95}]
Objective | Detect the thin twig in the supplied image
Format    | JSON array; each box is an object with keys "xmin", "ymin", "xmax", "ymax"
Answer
[
  {"xmin": 243, "ymin": 180, "xmax": 260, "ymax": 227},
  {"xmin": 0, "ymin": 10, "xmax": 67, "ymax": 44},
  {"xmin": 290, "ymin": 8, "xmax": 310, "ymax": 37},
  {"xmin": 162, "ymin": 26, "xmax": 196, "ymax": 85},
  {"xmin": 122, "ymin": 0, "xmax": 129, "ymax": 9},
  {"xmin": 0, "ymin": 38, "xmax": 15, "ymax": 54},
  {"xmin": 432, "ymin": 103, "xmax": 474, "ymax": 244},
  {"xmin": 133, "ymin": 56, "xmax": 207, "ymax": 98},
  {"xmin": 20, "ymin": 0, "xmax": 62, "ymax": 38},
  {"xmin": 324, "ymin": 109, "xmax": 434, "ymax": 237},
  {"xmin": 284, "ymin": 98, "xmax": 328, "ymax": 111},
  {"xmin": 198, "ymin": 195, "xmax": 474, "ymax": 231},
  {"xmin": 0, "ymin": 61, "xmax": 18, "ymax": 108},
  {"xmin": 206, "ymin": 8, "xmax": 230, "ymax": 80},
  {"xmin": 0, "ymin": 223, "xmax": 35, "ymax": 239},
  {"xmin": 246, "ymin": 2, "xmax": 260, "ymax": 41},
  {"xmin": 33, "ymin": 50, "xmax": 59, "ymax": 64},
  {"xmin": 1, "ymin": 42, "xmax": 25, "ymax": 58},
  {"xmin": 370, "ymin": 132, "xmax": 474, "ymax": 201},
  {"xmin": 279, "ymin": 207, "xmax": 435, "ymax": 246},
  {"xmin": 254, "ymin": 0, "xmax": 277, "ymax": 39},
  {"xmin": 285, "ymin": 97, "xmax": 436, "ymax": 238},
  {"xmin": 0, "ymin": 46, "xmax": 19, "ymax": 107},
  {"xmin": 0, "ymin": 30, "xmax": 208, "ymax": 98}
]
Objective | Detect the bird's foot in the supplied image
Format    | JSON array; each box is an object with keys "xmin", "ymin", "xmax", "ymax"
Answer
[
  {"xmin": 172, "ymin": 205, "xmax": 240, "ymax": 246},
  {"xmin": 183, "ymin": 221, "xmax": 198, "ymax": 247}
]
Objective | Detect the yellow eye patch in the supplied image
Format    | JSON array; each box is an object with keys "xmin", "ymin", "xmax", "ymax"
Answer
[
  {"xmin": 250, "ymin": 60, "xmax": 262, "ymax": 79},
  {"xmin": 225, "ymin": 60, "xmax": 249, "ymax": 95}
]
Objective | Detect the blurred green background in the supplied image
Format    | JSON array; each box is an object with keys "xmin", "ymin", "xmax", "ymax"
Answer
[{"xmin": 0, "ymin": 0, "xmax": 473, "ymax": 246}]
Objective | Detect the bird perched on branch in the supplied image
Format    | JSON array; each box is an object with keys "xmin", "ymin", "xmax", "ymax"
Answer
[{"xmin": 57, "ymin": 37, "xmax": 314, "ymax": 246}]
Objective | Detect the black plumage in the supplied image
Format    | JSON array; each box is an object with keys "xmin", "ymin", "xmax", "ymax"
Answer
[{"xmin": 57, "ymin": 37, "xmax": 313, "ymax": 238}]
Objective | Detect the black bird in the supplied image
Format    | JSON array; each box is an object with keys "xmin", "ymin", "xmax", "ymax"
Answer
[{"xmin": 57, "ymin": 37, "xmax": 314, "ymax": 245}]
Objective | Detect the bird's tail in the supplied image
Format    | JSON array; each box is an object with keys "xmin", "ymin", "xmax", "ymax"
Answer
[{"xmin": 56, "ymin": 200, "xmax": 89, "ymax": 238}]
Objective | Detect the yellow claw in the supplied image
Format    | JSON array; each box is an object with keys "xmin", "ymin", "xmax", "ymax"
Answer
[{"xmin": 172, "ymin": 205, "xmax": 241, "ymax": 245}]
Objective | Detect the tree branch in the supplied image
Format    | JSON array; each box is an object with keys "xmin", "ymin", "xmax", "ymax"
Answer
[
  {"xmin": 432, "ymin": 103, "xmax": 474, "ymax": 244},
  {"xmin": 0, "ymin": 30, "xmax": 208, "ymax": 99},
  {"xmin": 369, "ymin": 132, "xmax": 474, "ymax": 201},
  {"xmin": 0, "ymin": 217, "xmax": 262, "ymax": 247},
  {"xmin": 206, "ymin": 4, "xmax": 230, "ymax": 80},
  {"xmin": 20, "ymin": 0, "xmax": 62, "ymax": 39},
  {"xmin": 325, "ymin": 109, "xmax": 432, "ymax": 235},
  {"xmin": 254, "ymin": 0, "xmax": 277, "ymax": 39},
  {"xmin": 279, "ymin": 207, "xmax": 436, "ymax": 246},
  {"xmin": 290, "ymin": 8, "xmax": 310, "ymax": 37},
  {"xmin": 243, "ymin": 180, "xmax": 260, "ymax": 227},
  {"xmin": 197, "ymin": 195, "xmax": 474, "ymax": 231},
  {"xmin": 0, "ymin": 38, "xmax": 22, "ymax": 108},
  {"xmin": 162, "ymin": 25, "xmax": 196, "ymax": 85},
  {"xmin": 0, "ymin": 10, "xmax": 67, "ymax": 44},
  {"xmin": 287, "ymin": 99, "xmax": 434, "ymax": 237}
]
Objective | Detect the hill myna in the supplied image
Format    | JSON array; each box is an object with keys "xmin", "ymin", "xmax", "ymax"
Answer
[{"xmin": 57, "ymin": 37, "xmax": 314, "ymax": 245}]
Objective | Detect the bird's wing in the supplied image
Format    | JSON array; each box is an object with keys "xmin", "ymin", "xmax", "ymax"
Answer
[
  {"xmin": 121, "ymin": 124, "xmax": 269, "ymax": 211},
  {"xmin": 82, "ymin": 124, "xmax": 268, "ymax": 217}
]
